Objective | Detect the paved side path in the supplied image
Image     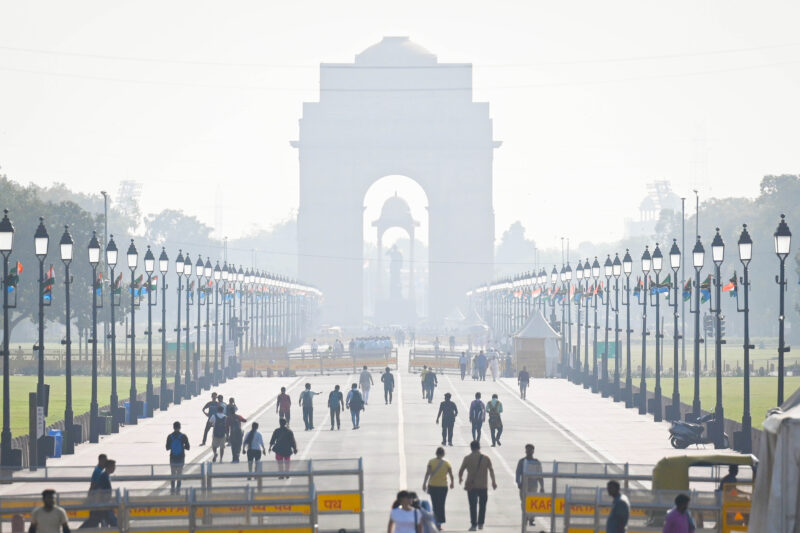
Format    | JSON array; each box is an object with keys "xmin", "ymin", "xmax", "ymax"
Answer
[{"xmin": 0, "ymin": 375, "xmax": 299, "ymax": 495}]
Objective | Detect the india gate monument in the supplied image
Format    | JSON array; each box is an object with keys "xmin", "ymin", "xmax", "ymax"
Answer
[{"xmin": 294, "ymin": 36, "xmax": 499, "ymax": 326}]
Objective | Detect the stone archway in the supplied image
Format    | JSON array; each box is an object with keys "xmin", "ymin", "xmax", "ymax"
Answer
[{"xmin": 294, "ymin": 36, "xmax": 499, "ymax": 326}]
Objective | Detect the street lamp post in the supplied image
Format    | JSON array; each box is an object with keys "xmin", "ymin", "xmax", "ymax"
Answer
[
  {"xmin": 690, "ymin": 236, "xmax": 705, "ymax": 419},
  {"xmin": 601, "ymin": 255, "xmax": 612, "ymax": 397},
  {"xmin": 204, "ymin": 258, "xmax": 212, "ymax": 389},
  {"xmin": 735, "ymin": 224, "xmax": 753, "ymax": 453},
  {"xmin": 710, "ymin": 228, "xmax": 726, "ymax": 447},
  {"xmin": 575, "ymin": 262, "xmax": 584, "ymax": 386},
  {"xmin": 237, "ymin": 266, "xmax": 245, "ymax": 364},
  {"xmin": 220, "ymin": 263, "xmax": 229, "ymax": 383},
  {"xmin": 143, "ymin": 246, "xmax": 155, "ymax": 418},
  {"xmin": 639, "ymin": 246, "xmax": 651, "ymax": 415},
  {"xmin": 582, "ymin": 260, "xmax": 591, "ymax": 387},
  {"xmin": 564, "ymin": 263, "xmax": 573, "ymax": 380},
  {"xmin": 559, "ymin": 266, "xmax": 567, "ymax": 378},
  {"xmin": 591, "ymin": 257, "xmax": 600, "ymax": 393},
  {"xmin": 173, "ymin": 251, "xmax": 184, "ymax": 405},
  {"xmin": 667, "ymin": 240, "xmax": 681, "ymax": 421},
  {"xmin": 0, "ymin": 211, "xmax": 17, "ymax": 466},
  {"xmin": 88, "ymin": 232, "xmax": 101, "ymax": 442},
  {"xmin": 622, "ymin": 250, "xmax": 633, "ymax": 407},
  {"xmin": 158, "ymin": 248, "xmax": 169, "ymax": 410},
  {"xmin": 34, "ymin": 219, "xmax": 49, "ymax": 418},
  {"xmin": 105, "ymin": 237, "xmax": 120, "ymax": 430},
  {"xmin": 194, "ymin": 256, "xmax": 204, "ymax": 391},
  {"xmin": 213, "ymin": 262, "xmax": 221, "ymax": 386},
  {"xmin": 650, "ymin": 243, "xmax": 664, "ymax": 422},
  {"xmin": 549, "ymin": 266, "xmax": 558, "ymax": 333},
  {"xmin": 612, "ymin": 254, "xmax": 622, "ymax": 401},
  {"xmin": 183, "ymin": 255, "xmax": 193, "ymax": 398},
  {"xmin": 774, "ymin": 214, "xmax": 792, "ymax": 406},
  {"xmin": 127, "ymin": 240, "xmax": 139, "ymax": 425},
  {"xmin": 59, "ymin": 226, "xmax": 76, "ymax": 454}
]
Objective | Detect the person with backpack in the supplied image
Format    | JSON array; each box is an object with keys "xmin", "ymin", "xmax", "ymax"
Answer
[
  {"xmin": 387, "ymin": 490, "xmax": 422, "ymax": 533},
  {"xmin": 359, "ymin": 366, "xmax": 374, "ymax": 405},
  {"xmin": 209, "ymin": 405, "xmax": 227, "ymax": 462},
  {"xmin": 243, "ymin": 422, "xmax": 266, "ymax": 474},
  {"xmin": 469, "ymin": 393, "xmax": 485, "ymax": 442},
  {"xmin": 328, "ymin": 384, "xmax": 344, "ymax": 430},
  {"xmin": 421, "ymin": 447, "xmax": 454, "ymax": 530},
  {"xmin": 268, "ymin": 419, "xmax": 297, "ymax": 479},
  {"xmin": 518, "ymin": 366, "xmax": 531, "ymax": 399},
  {"xmin": 486, "ymin": 394, "xmax": 503, "ymax": 447},
  {"xmin": 381, "ymin": 367, "xmax": 395, "ymax": 404},
  {"xmin": 346, "ymin": 383, "xmax": 365, "ymax": 429},
  {"xmin": 227, "ymin": 411, "xmax": 247, "ymax": 463},
  {"xmin": 423, "ymin": 368, "xmax": 438, "ymax": 404},
  {"xmin": 436, "ymin": 393, "xmax": 458, "ymax": 446},
  {"xmin": 298, "ymin": 383, "xmax": 320, "ymax": 431},
  {"xmin": 166, "ymin": 421, "xmax": 189, "ymax": 494}
]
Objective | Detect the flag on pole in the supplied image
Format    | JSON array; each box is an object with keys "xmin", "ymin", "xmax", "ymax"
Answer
[
  {"xmin": 95, "ymin": 271, "xmax": 103, "ymax": 297},
  {"xmin": 682, "ymin": 279, "xmax": 691, "ymax": 302},
  {"xmin": 722, "ymin": 271, "xmax": 737, "ymax": 297},
  {"xmin": 6, "ymin": 261, "xmax": 22, "ymax": 292}
]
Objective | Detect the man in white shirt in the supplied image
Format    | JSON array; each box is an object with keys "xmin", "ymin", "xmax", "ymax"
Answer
[{"xmin": 30, "ymin": 490, "xmax": 69, "ymax": 533}]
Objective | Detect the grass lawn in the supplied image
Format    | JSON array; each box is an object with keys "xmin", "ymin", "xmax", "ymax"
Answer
[
  {"xmin": 2, "ymin": 376, "xmax": 172, "ymax": 437},
  {"xmin": 644, "ymin": 376, "xmax": 800, "ymax": 429}
]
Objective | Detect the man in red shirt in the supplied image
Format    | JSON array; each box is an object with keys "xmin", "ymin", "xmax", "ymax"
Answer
[{"xmin": 276, "ymin": 387, "xmax": 291, "ymax": 426}]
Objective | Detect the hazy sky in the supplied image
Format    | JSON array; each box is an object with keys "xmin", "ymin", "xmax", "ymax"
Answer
[{"xmin": 2, "ymin": 1, "xmax": 800, "ymax": 249}]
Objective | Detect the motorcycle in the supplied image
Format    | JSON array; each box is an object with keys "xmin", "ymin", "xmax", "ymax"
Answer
[{"xmin": 668, "ymin": 413, "xmax": 729, "ymax": 449}]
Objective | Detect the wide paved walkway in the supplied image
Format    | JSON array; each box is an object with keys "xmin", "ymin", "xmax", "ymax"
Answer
[{"xmin": 2, "ymin": 350, "xmax": 741, "ymax": 531}]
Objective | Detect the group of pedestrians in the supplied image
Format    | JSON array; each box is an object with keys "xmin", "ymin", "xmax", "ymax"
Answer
[
  {"xmin": 78, "ymin": 454, "xmax": 117, "ymax": 528},
  {"xmin": 605, "ymin": 480, "xmax": 698, "ymax": 533}
]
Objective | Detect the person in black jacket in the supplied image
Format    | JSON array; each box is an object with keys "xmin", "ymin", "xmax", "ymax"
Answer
[
  {"xmin": 269, "ymin": 419, "xmax": 297, "ymax": 479},
  {"xmin": 436, "ymin": 393, "xmax": 458, "ymax": 446}
]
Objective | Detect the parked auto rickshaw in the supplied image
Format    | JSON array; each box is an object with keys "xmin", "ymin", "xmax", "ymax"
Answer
[{"xmin": 649, "ymin": 454, "xmax": 757, "ymax": 530}]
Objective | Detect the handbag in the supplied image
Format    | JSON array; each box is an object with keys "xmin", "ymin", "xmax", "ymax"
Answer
[{"xmin": 426, "ymin": 459, "xmax": 446, "ymax": 494}]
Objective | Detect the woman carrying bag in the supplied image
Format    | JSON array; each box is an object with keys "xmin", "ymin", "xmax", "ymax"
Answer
[
  {"xmin": 421, "ymin": 447, "xmax": 454, "ymax": 530},
  {"xmin": 387, "ymin": 490, "xmax": 422, "ymax": 533}
]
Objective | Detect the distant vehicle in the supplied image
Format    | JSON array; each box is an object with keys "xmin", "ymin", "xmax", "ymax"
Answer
[{"xmin": 668, "ymin": 412, "xmax": 729, "ymax": 449}]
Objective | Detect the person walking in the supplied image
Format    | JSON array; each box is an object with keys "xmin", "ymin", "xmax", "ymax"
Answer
[
  {"xmin": 328, "ymin": 385, "xmax": 344, "ymax": 430},
  {"xmin": 200, "ymin": 392, "xmax": 218, "ymax": 445},
  {"xmin": 421, "ymin": 447, "xmax": 454, "ymax": 530},
  {"xmin": 663, "ymin": 494, "xmax": 696, "ymax": 533},
  {"xmin": 459, "ymin": 352, "xmax": 468, "ymax": 380},
  {"xmin": 226, "ymin": 397, "xmax": 238, "ymax": 417},
  {"xmin": 359, "ymin": 365, "xmax": 374, "ymax": 405},
  {"xmin": 89, "ymin": 454, "xmax": 108, "ymax": 489},
  {"xmin": 30, "ymin": 490, "xmax": 70, "ymax": 533},
  {"xmin": 269, "ymin": 419, "xmax": 297, "ymax": 479},
  {"xmin": 420, "ymin": 366, "xmax": 428, "ymax": 398},
  {"xmin": 489, "ymin": 353, "xmax": 499, "ymax": 382},
  {"xmin": 387, "ymin": 490, "xmax": 422, "ymax": 533},
  {"xmin": 469, "ymin": 393, "xmax": 485, "ymax": 442},
  {"xmin": 80, "ymin": 460, "xmax": 116, "ymax": 528},
  {"xmin": 81, "ymin": 455, "xmax": 109, "ymax": 528},
  {"xmin": 243, "ymin": 422, "xmax": 266, "ymax": 474},
  {"xmin": 516, "ymin": 444, "xmax": 544, "ymax": 527},
  {"xmin": 458, "ymin": 441, "xmax": 497, "ymax": 531},
  {"xmin": 346, "ymin": 383, "xmax": 365, "ymax": 429},
  {"xmin": 477, "ymin": 351, "xmax": 488, "ymax": 381},
  {"xmin": 436, "ymin": 393, "xmax": 458, "ymax": 446},
  {"xmin": 449, "ymin": 335, "xmax": 456, "ymax": 352},
  {"xmin": 423, "ymin": 367, "xmax": 438, "ymax": 404},
  {"xmin": 209, "ymin": 404, "xmax": 227, "ymax": 462},
  {"xmin": 486, "ymin": 394, "xmax": 503, "ymax": 447},
  {"xmin": 276, "ymin": 386, "xmax": 291, "ymax": 426},
  {"xmin": 298, "ymin": 383, "xmax": 319, "ymax": 431},
  {"xmin": 227, "ymin": 411, "xmax": 247, "ymax": 463},
  {"xmin": 471, "ymin": 355, "xmax": 479, "ymax": 380},
  {"xmin": 166, "ymin": 421, "xmax": 190, "ymax": 494},
  {"xmin": 381, "ymin": 367, "xmax": 395, "ymax": 404},
  {"xmin": 518, "ymin": 366, "xmax": 530, "ymax": 399},
  {"xmin": 605, "ymin": 480, "xmax": 630, "ymax": 533}
]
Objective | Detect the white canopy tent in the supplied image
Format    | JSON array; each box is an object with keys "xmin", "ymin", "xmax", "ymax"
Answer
[{"xmin": 513, "ymin": 311, "xmax": 561, "ymax": 377}]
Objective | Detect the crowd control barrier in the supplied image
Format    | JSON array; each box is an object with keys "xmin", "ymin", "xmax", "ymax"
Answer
[
  {"xmin": 251, "ymin": 349, "xmax": 398, "ymax": 375},
  {"xmin": 0, "ymin": 458, "xmax": 364, "ymax": 533},
  {"xmin": 520, "ymin": 461, "xmax": 754, "ymax": 533}
]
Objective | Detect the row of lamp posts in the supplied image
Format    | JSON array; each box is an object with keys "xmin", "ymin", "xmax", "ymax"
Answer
[
  {"xmin": 0, "ymin": 210, "xmax": 320, "ymax": 469},
  {"xmin": 468, "ymin": 215, "xmax": 792, "ymax": 453}
]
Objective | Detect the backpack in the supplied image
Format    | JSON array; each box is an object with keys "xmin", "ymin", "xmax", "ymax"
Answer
[
  {"xmin": 349, "ymin": 390, "xmax": 363, "ymax": 411},
  {"xmin": 212, "ymin": 415, "xmax": 227, "ymax": 438},
  {"xmin": 470, "ymin": 401, "xmax": 484, "ymax": 421},
  {"xmin": 170, "ymin": 433, "xmax": 185, "ymax": 456}
]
